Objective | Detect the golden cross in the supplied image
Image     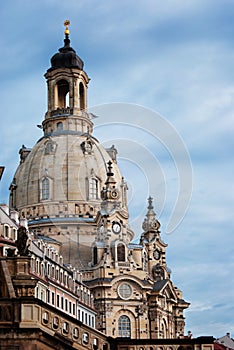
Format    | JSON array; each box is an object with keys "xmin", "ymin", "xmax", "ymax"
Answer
[{"xmin": 64, "ymin": 20, "xmax": 70, "ymax": 35}]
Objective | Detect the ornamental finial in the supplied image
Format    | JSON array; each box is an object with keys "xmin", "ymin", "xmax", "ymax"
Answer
[
  {"xmin": 148, "ymin": 196, "xmax": 153, "ymax": 210},
  {"xmin": 64, "ymin": 20, "xmax": 70, "ymax": 35}
]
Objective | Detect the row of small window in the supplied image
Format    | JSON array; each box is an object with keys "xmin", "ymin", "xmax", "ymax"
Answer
[
  {"xmin": 32, "ymin": 260, "xmax": 69, "ymax": 283},
  {"xmin": 36, "ymin": 242, "xmax": 63, "ymax": 263},
  {"xmin": 42, "ymin": 312, "xmax": 93, "ymax": 344},
  {"xmin": 47, "ymin": 291, "xmax": 94, "ymax": 327},
  {"xmin": 50, "ymin": 291, "xmax": 76, "ymax": 315},
  {"xmin": 1, "ymin": 225, "xmax": 17, "ymax": 240},
  {"xmin": 77, "ymin": 309, "xmax": 95, "ymax": 328},
  {"xmin": 33, "ymin": 260, "xmax": 93, "ymax": 306},
  {"xmin": 41, "ymin": 177, "xmax": 99, "ymax": 200}
]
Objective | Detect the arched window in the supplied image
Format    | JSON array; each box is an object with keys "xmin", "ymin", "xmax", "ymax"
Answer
[
  {"xmin": 117, "ymin": 244, "xmax": 125, "ymax": 262},
  {"xmin": 56, "ymin": 79, "xmax": 69, "ymax": 108},
  {"xmin": 79, "ymin": 82, "xmax": 85, "ymax": 110},
  {"xmin": 4, "ymin": 225, "xmax": 9, "ymax": 238},
  {"xmin": 42, "ymin": 178, "xmax": 50, "ymax": 200},
  {"xmin": 118, "ymin": 315, "xmax": 131, "ymax": 338},
  {"xmin": 161, "ymin": 319, "xmax": 168, "ymax": 338},
  {"xmin": 63, "ymin": 321, "xmax": 69, "ymax": 335},
  {"xmin": 73, "ymin": 327, "xmax": 79, "ymax": 340},
  {"xmin": 42, "ymin": 311, "xmax": 49, "ymax": 324},
  {"xmin": 89, "ymin": 178, "xmax": 98, "ymax": 199},
  {"xmin": 83, "ymin": 332, "xmax": 89, "ymax": 344},
  {"xmin": 57, "ymin": 122, "xmax": 63, "ymax": 131},
  {"xmin": 52, "ymin": 316, "xmax": 59, "ymax": 329}
]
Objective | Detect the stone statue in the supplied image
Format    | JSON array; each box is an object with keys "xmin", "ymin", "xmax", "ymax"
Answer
[{"xmin": 15, "ymin": 226, "xmax": 30, "ymax": 256}]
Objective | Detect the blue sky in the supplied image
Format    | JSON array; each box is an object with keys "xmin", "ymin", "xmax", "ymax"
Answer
[{"xmin": 0, "ymin": 0, "xmax": 234, "ymax": 338}]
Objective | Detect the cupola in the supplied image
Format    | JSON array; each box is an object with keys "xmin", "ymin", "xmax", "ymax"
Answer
[{"xmin": 43, "ymin": 20, "xmax": 92, "ymax": 135}]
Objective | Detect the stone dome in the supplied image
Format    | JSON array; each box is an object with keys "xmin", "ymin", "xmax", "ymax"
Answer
[
  {"xmin": 9, "ymin": 26, "xmax": 129, "ymax": 267},
  {"xmin": 11, "ymin": 130, "xmax": 126, "ymax": 267},
  {"xmin": 13, "ymin": 132, "xmax": 123, "ymax": 220}
]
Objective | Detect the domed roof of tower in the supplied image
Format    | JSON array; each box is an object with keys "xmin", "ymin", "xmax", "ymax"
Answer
[{"xmin": 49, "ymin": 20, "xmax": 84, "ymax": 71}]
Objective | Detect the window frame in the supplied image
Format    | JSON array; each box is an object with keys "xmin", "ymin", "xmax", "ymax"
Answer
[{"xmin": 118, "ymin": 315, "xmax": 131, "ymax": 338}]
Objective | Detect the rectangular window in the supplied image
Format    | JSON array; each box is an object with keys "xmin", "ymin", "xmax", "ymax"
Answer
[
  {"xmin": 73, "ymin": 303, "xmax": 75, "ymax": 315},
  {"xmin": 4, "ymin": 226, "xmax": 9, "ymax": 238},
  {"xmin": 42, "ymin": 178, "xmax": 50, "ymax": 200},
  {"xmin": 47, "ymin": 290, "xmax": 50, "ymax": 303},
  {"xmin": 89, "ymin": 178, "xmax": 98, "ymax": 199},
  {"xmin": 57, "ymin": 295, "xmax": 60, "ymax": 308},
  {"xmin": 69, "ymin": 301, "xmax": 72, "ymax": 313},
  {"xmin": 52, "ymin": 292, "xmax": 55, "ymax": 305}
]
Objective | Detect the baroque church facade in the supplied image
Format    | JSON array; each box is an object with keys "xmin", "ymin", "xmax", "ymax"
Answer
[{"xmin": 4, "ymin": 22, "xmax": 192, "ymax": 342}]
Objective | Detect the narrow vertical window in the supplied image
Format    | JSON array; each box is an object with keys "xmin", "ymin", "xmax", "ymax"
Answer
[
  {"xmin": 93, "ymin": 246, "xmax": 98, "ymax": 265},
  {"xmin": 118, "ymin": 315, "xmax": 131, "ymax": 338},
  {"xmin": 42, "ymin": 178, "xmax": 49, "ymax": 200},
  {"xmin": 56, "ymin": 79, "xmax": 69, "ymax": 108},
  {"xmin": 4, "ymin": 225, "xmax": 9, "ymax": 238},
  {"xmin": 89, "ymin": 178, "xmax": 98, "ymax": 199},
  {"xmin": 79, "ymin": 82, "xmax": 85, "ymax": 110},
  {"xmin": 117, "ymin": 244, "xmax": 125, "ymax": 262}
]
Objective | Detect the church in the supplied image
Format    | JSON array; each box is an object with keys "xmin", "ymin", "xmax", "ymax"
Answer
[{"xmin": 0, "ymin": 21, "xmax": 215, "ymax": 349}]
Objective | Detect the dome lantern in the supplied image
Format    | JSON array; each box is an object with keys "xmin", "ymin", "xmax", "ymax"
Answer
[{"xmin": 43, "ymin": 20, "xmax": 91, "ymax": 135}]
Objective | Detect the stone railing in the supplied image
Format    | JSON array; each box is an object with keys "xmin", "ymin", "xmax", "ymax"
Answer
[{"xmin": 51, "ymin": 107, "xmax": 72, "ymax": 117}]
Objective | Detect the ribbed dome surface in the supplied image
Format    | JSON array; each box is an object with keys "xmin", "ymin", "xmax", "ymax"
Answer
[{"xmin": 13, "ymin": 133, "xmax": 123, "ymax": 217}]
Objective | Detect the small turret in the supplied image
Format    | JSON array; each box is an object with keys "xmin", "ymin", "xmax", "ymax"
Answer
[
  {"xmin": 141, "ymin": 196, "xmax": 160, "ymax": 243},
  {"xmin": 101, "ymin": 161, "xmax": 119, "ymax": 204}
]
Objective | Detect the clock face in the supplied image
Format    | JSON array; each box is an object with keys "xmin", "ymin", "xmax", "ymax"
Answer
[
  {"xmin": 111, "ymin": 189, "xmax": 118, "ymax": 199},
  {"xmin": 112, "ymin": 222, "xmax": 121, "ymax": 234},
  {"xmin": 153, "ymin": 249, "xmax": 161, "ymax": 260}
]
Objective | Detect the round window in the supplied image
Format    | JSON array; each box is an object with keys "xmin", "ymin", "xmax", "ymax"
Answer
[{"xmin": 118, "ymin": 283, "xmax": 132, "ymax": 299}]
